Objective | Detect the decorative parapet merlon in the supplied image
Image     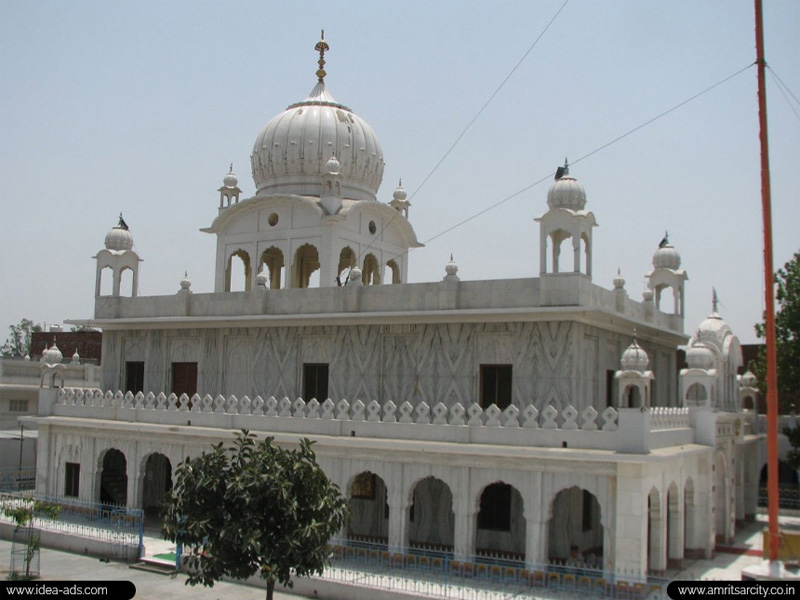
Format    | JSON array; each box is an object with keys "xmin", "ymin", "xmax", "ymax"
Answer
[{"xmin": 50, "ymin": 389, "xmax": 646, "ymax": 451}]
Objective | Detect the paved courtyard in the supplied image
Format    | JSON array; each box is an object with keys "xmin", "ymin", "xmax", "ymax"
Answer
[{"xmin": 1, "ymin": 513, "xmax": 798, "ymax": 599}]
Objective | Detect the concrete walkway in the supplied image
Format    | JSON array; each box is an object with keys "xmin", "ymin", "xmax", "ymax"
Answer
[{"xmin": 2, "ymin": 513, "xmax": 797, "ymax": 600}]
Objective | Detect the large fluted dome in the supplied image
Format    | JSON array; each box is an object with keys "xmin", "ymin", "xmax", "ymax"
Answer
[{"xmin": 250, "ymin": 82, "xmax": 384, "ymax": 201}]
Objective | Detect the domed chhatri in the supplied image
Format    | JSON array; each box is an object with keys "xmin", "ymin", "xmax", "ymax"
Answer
[
  {"xmin": 42, "ymin": 339, "xmax": 63, "ymax": 366},
  {"xmin": 741, "ymin": 370, "xmax": 758, "ymax": 388},
  {"xmin": 222, "ymin": 164, "xmax": 239, "ymax": 188},
  {"xmin": 696, "ymin": 289, "xmax": 732, "ymax": 344},
  {"xmin": 652, "ymin": 232, "xmax": 681, "ymax": 270},
  {"xmin": 392, "ymin": 180, "xmax": 407, "ymax": 202},
  {"xmin": 547, "ymin": 159, "xmax": 586, "ymax": 211},
  {"xmin": 620, "ymin": 336, "xmax": 650, "ymax": 372},
  {"xmin": 324, "ymin": 154, "xmax": 341, "ymax": 174},
  {"xmin": 104, "ymin": 213, "xmax": 134, "ymax": 251},
  {"xmin": 250, "ymin": 33, "xmax": 384, "ymax": 201},
  {"xmin": 686, "ymin": 342, "xmax": 715, "ymax": 371}
]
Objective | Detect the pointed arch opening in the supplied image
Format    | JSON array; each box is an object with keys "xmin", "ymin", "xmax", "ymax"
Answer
[
  {"xmin": 260, "ymin": 246, "xmax": 285, "ymax": 289},
  {"xmin": 667, "ymin": 482, "xmax": 683, "ymax": 568},
  {"xmin": 387, "ymin": 259, "xmax": 401, "ymax": 284},
  {"xmin": 581, "ymin": 231, "xmax": 592, "ymax": 276},
  {"xmin": 99, "ymin": 266, "xmax": 114, "ymax": 296},
  {"xmin": 119, "ymin": 267, "xmax": 135, "ymax": 297},
  {"xmin": 293, "ymin": 244, "xmax": 320, "ymax": 289},
  {"xmin": 548, "ymin": 486, "xmax": 603, "ymax": 568},
  {"xmin": 624, "ymin": 384, "xmax": 643, "ymax": 408},
  {"xmin": 684, "ymin": 478, "xmax": 699, "ymax": 558},
  {"xmin": 362, "ymin": 254, "xmax": 380, "ymax": 285},
  {"xmin": 408, "ymin": 476, "xmax": 454, "ymax": 552},
  {"xmin": 647, "ymin": 487, "xmax": 665, "ymax": 573},
  {"xmin": 347, "ymin": 471, "xmax": 388, "ymax": 545},
  {"xmin": 225, "ymin": 249, "xmax": 252, "ymax": 292},
  {"xmin": 338, "ymin": 247, "xmax": 355, "ymax": 283},
  {"xmin": 98, "ymin": 448, "xmax": 127, "ymax": 506},
  {"xmin": 715, "ymin": 452, "xmax": 729, "ymax": 544},
  {"xmin": 548, "ymin": 229, "xmax": 571, "ymax": 274},
  {"xmin": 477, "ymin": 482, "xmax": 525, "ymax": 560},
  {"xmin": 685, "ymin": 383, "xmax": 708, "ymax": 405},
  {"xmin": 141, "ymin": 453, "xmax": 172, "ymax": 517}
]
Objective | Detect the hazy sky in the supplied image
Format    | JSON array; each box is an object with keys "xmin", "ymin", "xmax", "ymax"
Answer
[{"xmin": 1, "ymin": 0, "xmax": 798, "ymax": 346}]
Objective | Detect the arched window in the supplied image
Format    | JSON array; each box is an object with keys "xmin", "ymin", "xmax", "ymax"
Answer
[
  {"xmin": 548, "ymin": 229, "xmax": 571, "ymax": 273},
  {"xmin": 99, "ymin": 448, "xmax": 128, "ymax": 506},
  {"xmin": 225, "ymin": 250, "xmax": 251, "ymax": 292},
  {"xmin": 338, "ymin": 247, "xmax": 355, "ymax": 283},
  {"xmin": 408, "ymin": 477, "xmax": 454, "ymax": 551},
  {"xmin": 387, "ymin": 259, "xmax": 401, "ymax": 284},
  {"xmin": 362, "ymin": 254, "xmax": 380, "ymax": 285},
  {"xmin": 293, "ymin": 244, "xmax": 320, "ymax": 289},
  {"xmin": 347, "ymin": 471, "xmax": 388, "ymax": 544},
  {"xmin": 99, "ymin": 266, "xmax": 114, "ymax": 296},
  {"xmin": 260, "ymin": 247, "xmax": 285, "ymax": 289}
]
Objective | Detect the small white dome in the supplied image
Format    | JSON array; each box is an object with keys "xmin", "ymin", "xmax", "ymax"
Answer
[
  {"xmin": 43, "ymin": 341, "xmax": 63, "ymax": 365},
  {"xmin": 105, "ymin": 226, "xmax": 133, "ymax": 251},
  {"xmin": 613, "ymin": 269, "xmax": 625, "ymax": 290},
  {"xmin": 223, "ymin": 167, "xmax": 239, "ymax": 188},
  {"xmin": 741, "ymin": 370, "xmax": 758, "ymax": 388},
  {"xmin": 255, "ymin": 271, "xmax": 268, "ymax": 287},
  {"xmin": 393, "ymin": 181, "xmax": 407, "ymax": 202},
  {"xmin": 71, "ymin": 350, "xmax": 80, "ymax": 364},
  {"xmin": 444, "ymin": 254, "xmax": 459, "ymax": 278},
  {"xmin": 324, "ymin": 154, "xmax": 341, "ymax": 174},
  {"xmin": 621, "ymin": 338, "xmax": 649, "ymax": 372},
  {"xmin": 653, "ymin": 244, "xmax": 681, "ymax": 270},
  {"xmin": 642, "ymin": 289, "xmax": 654, "ymax": 302},
  {"xmin": 180, "ymin": 272, "xmax": 192, "ymax": 291},
  {"xmin": 686, "ymin": 342, "xmax": 715, "ymax": 370},
  {"xmin": 547, "ymin": 163, "xmax": 586, "ymax": 211},
  {"xmin": 696, "ymin": 312, "xmax": 732, "ymax": 345}
]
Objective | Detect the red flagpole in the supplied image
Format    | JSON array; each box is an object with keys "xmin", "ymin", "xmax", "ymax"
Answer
[{"xmin": 754, "ymin": 0, "xmax": 780, "ymax": 563}]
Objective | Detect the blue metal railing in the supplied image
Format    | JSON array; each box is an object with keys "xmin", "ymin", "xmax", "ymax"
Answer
[
  {"xmin": 0, "ymin": 491, "xmax": 144, "ymax": 558},
  {"xmin": 326, "ymin": 538, "xmax": 670, "ymax": 599},
  {"xmin": 0, "ymin": 466, "xmax": 36, "ymax": 492}
]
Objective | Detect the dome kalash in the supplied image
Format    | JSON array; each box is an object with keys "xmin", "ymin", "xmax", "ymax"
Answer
[{"xmin": 250, "ymin": 33, "xmax": 384, "ymax": 201}]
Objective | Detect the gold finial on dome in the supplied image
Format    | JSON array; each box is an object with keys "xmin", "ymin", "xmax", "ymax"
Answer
[{"xmin": 315, "ymin": 29, "xmax": 329, "ymax": 83}]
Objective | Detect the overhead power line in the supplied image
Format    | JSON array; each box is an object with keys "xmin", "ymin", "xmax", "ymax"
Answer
[
  {"xmin": 353, "ymin": 0, "xmax": 571, "ymax": 272},
  {"xmin": 400, "ymin": 63, "xmax": 755, "ymax": 265}
]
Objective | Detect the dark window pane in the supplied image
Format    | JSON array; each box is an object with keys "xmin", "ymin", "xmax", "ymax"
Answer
[
  {"xmin": 172, "ymin": 362, "xmax": 198, "ymax": 397},
  {"xmin": 303, "ymin": 363, "xmax": 329, "ymax": 400},
  {"xmin": 480, "ymin": 365, "xmax": 512, "ymax": 410},
  {"xmin": 125, "ymin": 361, "xmax": 144, "ymax": 394},
  {"xmin": 65, "ymin": 462, "xmax": 80, "ymax": 497}
]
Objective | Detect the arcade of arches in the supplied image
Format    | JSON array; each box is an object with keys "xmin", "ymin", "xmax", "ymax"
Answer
[
  {"xmin": 222, "ymin": 243, "xmax": 403, "ymax": 290},
  {"xmin": 65, "ymin": 442, "xmax": 736, "ymax": 573}
]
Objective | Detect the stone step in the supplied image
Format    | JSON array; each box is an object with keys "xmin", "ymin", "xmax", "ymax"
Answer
[{"xmin": 129, "ymin": 558, "xmax": 176, "ymax": 575}]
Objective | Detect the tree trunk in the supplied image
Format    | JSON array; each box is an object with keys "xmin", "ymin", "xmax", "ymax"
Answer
[{"xmin": 266, "ymin": 578, "xmax": 275, "ymax": 600}]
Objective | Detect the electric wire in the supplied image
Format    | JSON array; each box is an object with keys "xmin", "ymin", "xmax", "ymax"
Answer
[
  {"xmin": 373, "ymin": 62, "xmax": 755, "ymax": 274},
  {"xmin": 350, "ymin": 0, "xmax": 571, "ymax": 276},
  {"xmin": 767, "ymin": 67, "xmax": 800, "ymax": 125},
  {"xmin": 767, "ymin": 66, "xmax": 800, "ymax": 108}
]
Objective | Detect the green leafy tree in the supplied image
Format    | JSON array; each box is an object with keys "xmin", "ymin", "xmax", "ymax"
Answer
[
  {"xmin": 1, "ymin": 319, "xmax": 42, "ymax": 357},
  {"xmin": 161, "ymin": 431, "xmax": 349, "ymax": 600},
  {"xmin": 753, "ymin": 250, "xmax": 800, "ymax": 414}
]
